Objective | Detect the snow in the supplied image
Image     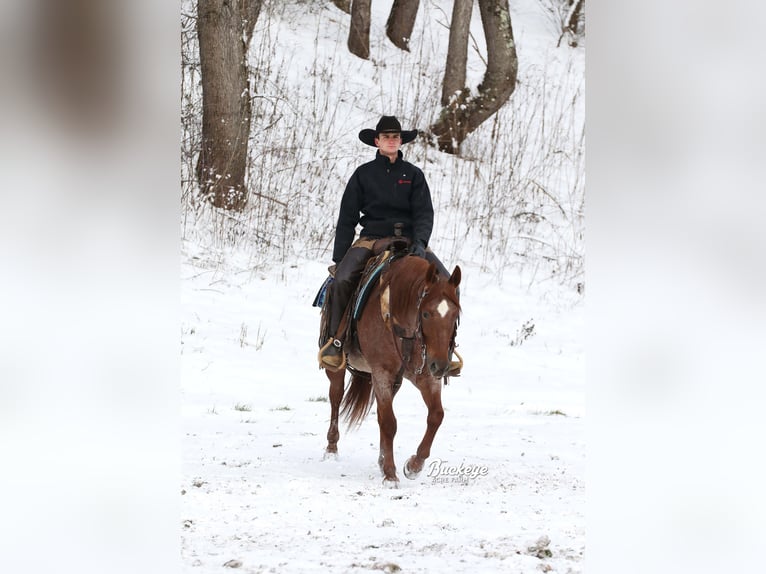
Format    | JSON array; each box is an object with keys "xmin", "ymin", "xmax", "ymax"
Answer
[
  {"xmin": 181, "ymin": 256, "xmax": 584, "ymax": 573},
  {"xmin": 181, "ymin": 2, "xmax": 585, "ymax": 571}
]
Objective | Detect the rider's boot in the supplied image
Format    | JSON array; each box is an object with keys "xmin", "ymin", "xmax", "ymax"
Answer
[
  {"xmin": 318, "ymin": 336, "xmax": 345, "ymax": 371},
  {"xmin": 318, "ymin": 247, "xmax": 371, "ymax": 371}
]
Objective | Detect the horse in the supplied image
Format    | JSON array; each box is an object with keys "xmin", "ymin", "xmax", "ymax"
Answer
[{"xmin": 322, "ymin": 254, "xmax": 462, "ymax": 487}]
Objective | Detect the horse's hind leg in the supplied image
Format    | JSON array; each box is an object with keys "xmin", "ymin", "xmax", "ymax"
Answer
[
  {"xmin": 404, "ymin": 380, "xmax": 444, "ymax": 479},
  {"xmin": 324, "ymin": 369, "xmax": 345, "ymax": 458}
]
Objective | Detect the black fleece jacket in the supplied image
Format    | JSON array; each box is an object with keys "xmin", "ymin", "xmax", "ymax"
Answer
[{"xmin": 332, "ymin": 150, "xmax": 434, "ymax": 263}]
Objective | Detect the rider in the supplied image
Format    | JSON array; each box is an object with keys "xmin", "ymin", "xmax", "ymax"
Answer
[{"xmin": 318, "ymin": 115, "xmax": 459, "ymax": 373}]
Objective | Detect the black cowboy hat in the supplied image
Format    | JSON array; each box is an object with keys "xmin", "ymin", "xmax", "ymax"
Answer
[{"xmin": 358, "ymin": 115, "xmax": 418, "ymax": 147}]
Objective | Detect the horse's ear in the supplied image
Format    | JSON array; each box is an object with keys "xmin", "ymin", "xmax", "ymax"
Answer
[
  {"xmin": 449, "ymin": 265, "xmax": 461, "ymax": 288},
  {"xmin": 425, "ymin": 262, "xmax": 438, "ymax": 284}
]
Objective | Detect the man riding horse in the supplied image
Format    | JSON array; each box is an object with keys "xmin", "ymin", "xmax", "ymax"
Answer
[{"xmin": 318, "ymin": 115, "xmax": 461, "ymax": 376}]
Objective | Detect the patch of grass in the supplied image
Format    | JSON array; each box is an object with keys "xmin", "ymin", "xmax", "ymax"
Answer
[
  {"xmin": 307, "ymin": 396, "xmax": 328, "ymax": 402},
  {"xmin": 234, "ymin": 403, "xmax": 252, "ymax": 412},
  {"xmin": 271, "ymin": 405, "xmax": 292, "ymax": 411},
  {"xmin": 510, "ymin": 319, "xmax": 536, "ymax": 346},
  {"xmin": 239, "ymin": 322, "xmax": 267, "ymax": 350},
  {"xmin": 207, "ymin": 406, "xmax": 218, "ymax": 415},
  {"xmin": 530, "ymin": 409, "xmax": 567, "ymax": 417}
]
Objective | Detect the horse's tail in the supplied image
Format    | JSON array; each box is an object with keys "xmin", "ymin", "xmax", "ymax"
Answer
[{"xmin": 340, "ymin": 370, "xmax": 374, "ymax": 429}]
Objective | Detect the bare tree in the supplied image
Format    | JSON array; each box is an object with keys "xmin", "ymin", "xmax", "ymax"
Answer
[
  {"xmin": 340, "ymin": 0, "xmax": 421, "ymax": 57},
  {"xmin": 330, "ymin": 0, "xmax": 351, "ymax": 14},
  {"xmin": 566, "ymin": 0, "xmax": 584, "ymax": 33},
  {"xmin": 441, "ymin": 0, "xmax": 473, "ymax": 106},
  {"xmin": 196, "ymin": 0, "xmax": 261, "ymax": 211},
  {"xmin": 429, "ymin": 0, "xmax": 517, "ymax": 154},
  {"xmin": 386, "ymin": 0, "xmax": 420, "ymax": 52},
  {"xmin": 559, "ymin": 0, "xmax": 585, "ymax": 47},
  {"xmin": 348, "ymin": 0, "xmax": 372, "ymax": 59}
]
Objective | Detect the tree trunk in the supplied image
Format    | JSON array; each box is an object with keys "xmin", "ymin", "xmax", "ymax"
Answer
[
  {"xmin": 330, "ymin": 0, "xmax": 351, "ymax": 14},
  {"xmin": 196, "ymin": 0, "xmax": 260, "ymax": 211},
  {"xmin": 441, "ymin": 0, "xmax": 473, "ymax": 106},
  {"xmin": 567, "ymin": 0, "xmax": 584, "ymax": 34},
  {"xmin": 386, "ymin": 0, "xmax": 420, "ymax": 52},
  {"xmin": 429, "ymin": 0, "xmax": 517, "ymax": 154},
  {"xmin": 348, "ymin": 0, "xmax": 371, "ymax": 59},
  {"xmin": 240, "ymin": 0, "xmax": 262, "ymax": 45}
]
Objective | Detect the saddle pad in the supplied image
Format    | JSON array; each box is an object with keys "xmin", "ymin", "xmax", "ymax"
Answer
[
  {"xmin": 352, "ymin": 251, "xmax": 396, "ymax": 320},
  {"xmin": 312, "ymin": 275, "xmax": 333, "ymax": 308}
]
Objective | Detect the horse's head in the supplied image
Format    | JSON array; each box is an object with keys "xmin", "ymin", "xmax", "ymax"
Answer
[{"xmin": 419, "ymin": 264, "xmax": 462, "ymax": 378}]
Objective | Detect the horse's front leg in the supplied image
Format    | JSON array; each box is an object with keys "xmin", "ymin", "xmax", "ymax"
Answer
[
  {"xmin": 373, "ymin": 379, "xmax": 399, "ymax": 486},
  {"xmin": 376, "ymin": 410, "xmax": 385, "ymax": 472},
  {"xmin": 404, "ymin": 379, "xmax": 444, "ymax": 479},
  {"xmin": 324, "ymin": 369, "xmax": 345, "ymax": 458},
  {"xmin": 377, "ymin": 372, "xmax": 404, "ymax": 473}
]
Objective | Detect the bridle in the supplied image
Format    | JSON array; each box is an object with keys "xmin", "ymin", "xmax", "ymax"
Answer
[{"xmin": 391, "ymin": 286, "xmax": 429, "ymax": 375}]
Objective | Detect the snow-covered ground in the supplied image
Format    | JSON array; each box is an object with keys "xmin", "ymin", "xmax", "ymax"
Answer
[{"xmin": 181, "ymin": 254, "xmax": 584, "ymax": 573}]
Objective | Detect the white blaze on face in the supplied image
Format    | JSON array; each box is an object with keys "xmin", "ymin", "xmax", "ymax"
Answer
[{"xmin": 436, "ymin": 298, "xmax": 450, "ymax": 318}]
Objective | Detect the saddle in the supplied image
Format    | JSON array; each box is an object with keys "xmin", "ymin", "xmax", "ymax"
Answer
[{"xmin": 315, "ymin": 236, "xmax": 410, "ymax": 349}]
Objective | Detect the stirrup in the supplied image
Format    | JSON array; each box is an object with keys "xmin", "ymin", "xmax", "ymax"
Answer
[{"xmin": 318, "ymin": 338, "xmax": 346, "ymax": 372}]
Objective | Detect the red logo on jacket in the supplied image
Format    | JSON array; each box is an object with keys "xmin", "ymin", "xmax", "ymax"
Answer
[{"xmin": 398, "ymin": 179, "xmax": 411, "ymax": 184}]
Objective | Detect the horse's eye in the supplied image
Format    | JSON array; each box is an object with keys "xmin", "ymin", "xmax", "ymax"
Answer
[{"xmin": 422, "ymin": 311, "xmax": 430, "ymax": 320}]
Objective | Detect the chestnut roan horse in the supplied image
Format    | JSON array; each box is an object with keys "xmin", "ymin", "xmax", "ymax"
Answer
[{"xmin": 322, "ymin": 254, "xmax": 462, "ymax": 487}]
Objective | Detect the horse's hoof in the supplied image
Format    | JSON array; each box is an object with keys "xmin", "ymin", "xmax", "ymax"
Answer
[
  {"xmin": 323, "ymin": 450, "xmax": 338, "ymax": 461},
  {"xmin": 382, "ymin": 477, "xmax": 400, "ymax": 489},
  {"xmin": 403, "ymin": 456, "xmax": 421, "ymax": 479}
]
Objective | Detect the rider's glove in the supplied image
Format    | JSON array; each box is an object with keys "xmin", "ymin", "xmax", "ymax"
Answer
[{"xmin": 410, "ymin": 239, "xmax": 426, "ymax": 259}]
